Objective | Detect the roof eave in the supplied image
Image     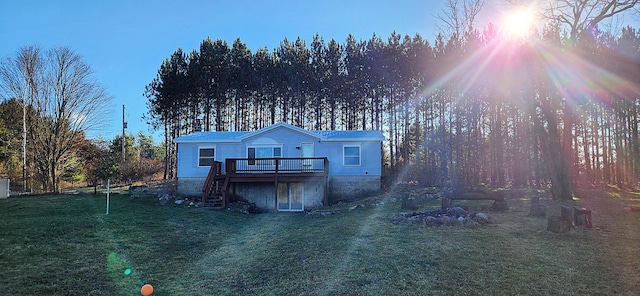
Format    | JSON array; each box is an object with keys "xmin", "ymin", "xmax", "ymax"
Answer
[
  {"xmin": 322, "ymin": 137, "xmax": 385, "ymax": 142},
  {"xmin": 174, "ymin": 139, "xmax": 242, "ymax": 144}
]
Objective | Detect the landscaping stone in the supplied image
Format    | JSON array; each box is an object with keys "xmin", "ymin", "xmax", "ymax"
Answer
[
  {"xmin": 307, "ymin": 211, "xmax": 334, "ymax": 217},
  {"xmin": 158, "ymin": 193, "xmax": 172, "ymax": 201},
  {"xmin": 390, "ymin": 208, "xmax": 494, "ymax": 227},
  {"xmin": 226, "ymin": 201, "xmax": 260, "ymax": 214},
  {"xmin": 473, "ymin": 212, "xmax": 489, "ymax": 224},
  {"xmin": 129, "ymin": 185, "xmax": 149, "ymax": 192},
  {"xmin": 446, "ymin": 206, "xmax": 468, "ymax": 217}
]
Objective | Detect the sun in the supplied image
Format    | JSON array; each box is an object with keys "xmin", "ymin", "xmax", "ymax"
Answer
[{"xmin": 503, "ymin": 7, "xmax": 536, "ymax": 38}]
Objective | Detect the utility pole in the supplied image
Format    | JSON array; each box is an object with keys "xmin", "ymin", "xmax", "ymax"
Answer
[{"xmin": 122, "ymin": 104, "xmax": 126, "ymax": 163}]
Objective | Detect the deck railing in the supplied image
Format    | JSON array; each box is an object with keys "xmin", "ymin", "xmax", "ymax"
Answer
[
  {"xmin": 225, "ymin": 157, "xmax": 328, "ymax": 175},
  {"xmin": 202, "ymin": 161, "xmax": 222, "ymax": 194}
]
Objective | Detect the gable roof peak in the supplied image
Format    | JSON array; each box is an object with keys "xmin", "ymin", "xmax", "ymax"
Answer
[{"xmin": 239, "ymin": 122, "xmax": 324, "ymax": 140}]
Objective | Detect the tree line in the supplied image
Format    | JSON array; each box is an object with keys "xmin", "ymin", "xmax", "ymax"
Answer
[
  {"xmin": 146, "ymin": 20, "xmax": 640, "ymax": 198},
  {"xmin": 0, "ymin": 47, "xmax": 164, "ymax": 193},
  {"xmin": 0, "ymin": 97, "xmax": 164, "ymax": 193}
]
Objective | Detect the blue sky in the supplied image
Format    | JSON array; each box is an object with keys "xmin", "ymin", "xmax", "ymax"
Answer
[
  {"xmin": 1, "ymin": 0, "xmax": 635, "ymax": 141},
  {"xmin": 0, "ymin": 0, "xmax": 464, "ymax": 140}
]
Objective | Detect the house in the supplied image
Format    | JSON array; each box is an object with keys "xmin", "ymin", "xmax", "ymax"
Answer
[{"xmin": 173, "ymin": 122, "xmax": 384, "ymax": 212}]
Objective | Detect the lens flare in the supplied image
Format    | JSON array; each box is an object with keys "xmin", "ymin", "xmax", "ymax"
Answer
[{"xmin": 503, "ymin": 7, "xmax": 536, "ymax": 37}]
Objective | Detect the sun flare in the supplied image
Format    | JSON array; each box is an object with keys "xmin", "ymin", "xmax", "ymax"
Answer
[{"xmin": 503, "ymin": 7, "xmax": 536, "ymax": 37}]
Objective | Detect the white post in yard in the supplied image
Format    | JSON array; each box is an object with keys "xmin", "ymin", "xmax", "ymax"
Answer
[{"xmin": 106, "ymin": 179, "xmax": 110, "ymax": 215}]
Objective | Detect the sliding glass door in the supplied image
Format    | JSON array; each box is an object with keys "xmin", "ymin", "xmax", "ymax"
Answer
[{"xmin": 277, "ymin": 183, "xmax": 304, "ymax": 211}]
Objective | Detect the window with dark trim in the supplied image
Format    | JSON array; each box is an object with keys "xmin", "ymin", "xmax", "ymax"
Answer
[{"xmin": 248, "ymin": 146, "xmax": 282, "ymax": 165}]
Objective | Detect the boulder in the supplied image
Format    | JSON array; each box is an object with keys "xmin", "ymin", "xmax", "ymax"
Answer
[
  {"xmin": 446, "ymin": 206, "xmax": 468, "ymax": 217},
  {"xmin": 473, "ymin": 212, "xmax": 490, "ymax": 224}
]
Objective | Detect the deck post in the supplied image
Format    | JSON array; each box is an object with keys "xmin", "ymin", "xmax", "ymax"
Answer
[{"xmin": 274, "ymin": 175, "xmax": 279, "ymax": 213}]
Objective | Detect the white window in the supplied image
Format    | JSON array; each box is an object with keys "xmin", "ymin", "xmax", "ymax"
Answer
[
  {"xmin": 343, "ymin": 145, "xmax": 361, "ymax": 166},
  {"xmin": 198, "ymin": 147, "xmax": 215, "ymax": 167},
  {"xmin": 248, "ymin": 146, "xmax": 282, "ymax": 165}
]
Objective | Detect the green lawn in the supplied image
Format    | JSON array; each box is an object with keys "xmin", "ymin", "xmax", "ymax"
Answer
[{"xmin": 1, "ymin": 186, "xmax": 639, "ymax": 295}]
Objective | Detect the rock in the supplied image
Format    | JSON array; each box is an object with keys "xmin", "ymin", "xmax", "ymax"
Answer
[
  {"xmin": 390, "ymin": 207, "xmax": 492, "ymax": 227},
  {"xmin": 174, "ymin": 199, "xmax": 184, "ymax": 205},
  {"xmin": 129, "ymin": 185, "xmax": 148, "ymax": 191},
  {"xmin": 446, "ymin": 207, "xmax": 467, "ymax": 217},
  {"xmin": 158, "ymin": 193, "xmax": 172, "ymax": 201},
  {"xmin": 307, "ymin": 211, "xmax": 333, "ymax": 217},
  {"xmin": 473, "ymin": 212, "xmax": 489, "ymax": 224},
  {"xmin": 407, "ymin": 215, "xmax": 422, "ymax": 223}
]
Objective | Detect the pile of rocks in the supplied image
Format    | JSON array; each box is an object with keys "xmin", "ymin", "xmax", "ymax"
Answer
[
  {"xmin": 226, "ymin": 201, "xmax": 261, "ymax": 214},
  {"xmin": 391, "ymin": 207, "xmax": 493, "ymax": 227}
]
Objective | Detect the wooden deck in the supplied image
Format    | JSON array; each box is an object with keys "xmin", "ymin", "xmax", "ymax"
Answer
[{"xmin": 202, "ymin": 158, "xmax": 329, "ymax": 207}]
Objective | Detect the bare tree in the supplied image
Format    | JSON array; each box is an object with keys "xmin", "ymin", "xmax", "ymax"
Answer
[
  {"xmin": 0, "ymin": 46, "xmax": 42, "ymax": 192},
  {"xmin": 0, "ymin": 46, "xmax": 111, "ymax": 192},
  {"xmin": 509, "ymin": 0, "xmax": 639, "ymax": 41},
  {"xmin": 436, "ymin": 0, "xmax": 485, "ymax": 38}
]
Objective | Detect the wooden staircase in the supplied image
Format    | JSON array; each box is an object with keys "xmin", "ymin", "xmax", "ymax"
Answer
[{"xmin": 202, "ymin": 161, "xmax": 227, "ymax": 208}]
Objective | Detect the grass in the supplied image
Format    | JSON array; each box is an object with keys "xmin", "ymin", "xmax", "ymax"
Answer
[{"xmin": 1, "ymin": 185, "xmax": 639, "ymax": 295}]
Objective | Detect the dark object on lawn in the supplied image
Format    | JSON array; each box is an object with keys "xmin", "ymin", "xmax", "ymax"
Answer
[
  {"xmin": 547, "ymin": 216, "xmax": 571, "ymax": 233},
  {"xmin": 129, "ymin": 185, "xmax": 149, "ymax": 193},
  {"xmin": 391, "ymin": 207, "xmax": 493, "ymax": 227},
  {"xmin": 491, "ymin": 200, "xmax": 509, "ymax": 211},
  {"xmin": 561, "ymin": 205, "xmax": 574, "ymax": 223},
  {"xmin": 574, "ymin": 207, "xmax": 592, "ymax": 229},
  {"xmin": 442, "ymin": 190, "xmax": 507, "ymax": 211},
  {"xmin": 529, "ymin": 196, "xmax": 546, "ymax": 217},
  {"xmin": 530, "ymin": 204, "xmax": 546, "ymax": 216},
  {"xmin": 401, "ymin": 197, "xmax": 418, "ymax": 210}
]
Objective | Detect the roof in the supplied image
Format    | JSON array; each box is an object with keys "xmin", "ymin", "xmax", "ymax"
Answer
[{"xmin": 173, "ymin": 122, "xmax": 384, "ymax": 144}]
